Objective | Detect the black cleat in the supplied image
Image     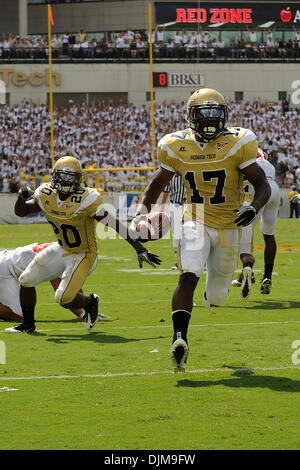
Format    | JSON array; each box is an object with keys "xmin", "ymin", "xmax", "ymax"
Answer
[
  {"xmin": 170, "ymin": 333, "xmax": 189, "ymax": 373},
  {"xmin": 83, "ymin": 294, "xmax": 99, "ymax": 330},
  {"xmin": 5, "ymin": 322, "xmax": 36, "ymax": 334},
  {"xmin": 241, "ymin": 266, "xmax": 253, "ymax": 300},
  {"xmin": 260, "ymin": 278, "xmax": 272, "ymax": 295},
  {"xmin": 232, "ymin": 270, "xmax": 255, "ymax": 288}
]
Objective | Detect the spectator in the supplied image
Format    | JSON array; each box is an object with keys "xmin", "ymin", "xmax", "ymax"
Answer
[
  {"xmin": 247, "ymin": 27, "xmax": 258, "ymax": 46},
  {"xmin": 62, "ymin": 31, "xmax": 70, "ymax": 55},
  {"xmin": 0, "ymin": 99, "xmax": 299, "ymax": 193},
  {"xmin": 289, "ymin": 185, "xmax": 299, "ymax": 218},
  {"xmin": 78, "ymin": 29, "xmax": 87, "ymax": 44}
]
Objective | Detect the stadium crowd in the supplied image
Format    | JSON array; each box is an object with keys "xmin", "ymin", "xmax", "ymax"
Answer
[
  {"xmin": 1, "ymin": 27, "xmax": 300, "ymax": 60},
  {"xmin": 0, "ymin": 98, "xmax": 299, "ymax": 193}
]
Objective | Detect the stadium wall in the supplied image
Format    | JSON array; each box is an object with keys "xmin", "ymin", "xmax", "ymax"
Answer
[
  {"xmin": 0, "ymin": 0, "xmax": 19, "ymax": 35},
  {"xmin": 28, "ymin": 1, "xmax": 150, "ymax": 35},
  {"xmin": 2, "ymin": 62, "xmax": 299, "ymax": 107}
]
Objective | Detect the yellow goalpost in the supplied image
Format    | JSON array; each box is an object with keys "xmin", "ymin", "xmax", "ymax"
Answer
[{"xmin": 47, "ymin": 3, "xmax": 157, "ymax": 190}]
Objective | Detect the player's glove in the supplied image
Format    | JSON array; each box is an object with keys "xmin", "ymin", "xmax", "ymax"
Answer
[
  {"xmin": 234, "ymin": 205, "xmax": 257, "ymax": 227},
  {"xmin": 18, "ymin": 185, "xmax": 33, "ymax": 201},
  {"xmin": 137, "ymin": 249, "xmax": 161, "ymax": 268},
  {"xmin": 130, "ymin": 239, "xmax": 161, "ymax": 268}
]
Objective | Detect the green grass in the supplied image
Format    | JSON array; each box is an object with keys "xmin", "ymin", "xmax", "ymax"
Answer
[{"xmin": 1, "ymin": 219, "xmax": 300, "ymax": 450}]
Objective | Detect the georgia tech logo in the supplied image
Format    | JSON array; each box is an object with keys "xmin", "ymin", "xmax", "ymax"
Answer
[{"xmin": 216, "ymin": 142, "xmax": 229, "ymax": 151}]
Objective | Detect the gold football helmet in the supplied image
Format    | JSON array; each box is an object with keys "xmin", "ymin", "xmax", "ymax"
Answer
[
  {"xmin": 52, "ymin": 156, "xmax": 82, "ymax": 195},
  {"xmin": 186, "ymin": 88, "xmax": 228, "ymax": 141}
]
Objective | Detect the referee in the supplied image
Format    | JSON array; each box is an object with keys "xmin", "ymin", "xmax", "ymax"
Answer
[{"xmin": 161, "ymin": 172, "xmax": 186, "ymax": 269}]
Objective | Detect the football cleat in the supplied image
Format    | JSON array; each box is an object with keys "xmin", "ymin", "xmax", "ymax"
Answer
[
  {"xmin": 83, "ymin": 294, "xmax": 99, "ymax": 330},
  {"xmin": 5, "ymin": 322, "xmax": 36, "ymax": 334},
  {"xmin": 232, "ymin": 270, "xmax": 255, "ymax": 288},
  {"xmin": 232, "ymin": 272, "xmax": 243, "ymax": 287},
  {"xmin": 241, "ymin": 266, "xmax": 253, "ymax": 300},
  {"xmin": 170, "ymin": 333, "xmax": 189, "ymax": 373},
  {"xmin": 260, "ymin": 278, "xmax": 272, "ymax": 295}
]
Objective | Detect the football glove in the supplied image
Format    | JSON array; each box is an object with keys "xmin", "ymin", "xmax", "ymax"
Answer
[
  {"xmin": 234, "ymin": 205, "xmax": 257, "ymax": 227},
  {"xmin": 18, "ymin": 185, "xmax": 33, "ymax": 201},
  {"xmin": 137, "ymin": 249, "xmax": 161, "ymax": 268}
]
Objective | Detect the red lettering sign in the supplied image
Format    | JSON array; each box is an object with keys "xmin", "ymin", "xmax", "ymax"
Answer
[
  {"xmin": 210, "ymin": 8, "xmax": 219, "ymax": 23},
  {"xmin": 176, "ymin": 8, "xmax": 186, "ymax": 22},
  {"xmin": 243, "ymin": 8, "xmax": 253, "ymax": 23},
  {"xmin": 197, "ymin": 8, "xmax": 207, "ymax": 23},
  {"xmin": 230, "ymin": 8, "xmax": 243, "ymax": 23},
  {"xmin": 187, "ymin": 8, "xmax": 197, "ymax": 22},
  {"xmin": 176, "ymin": 7, "xmax": 253, "ymax": 24},
  {"xmin": 219, "ymin": 9, "xmax": 231, "ymax": 23}
]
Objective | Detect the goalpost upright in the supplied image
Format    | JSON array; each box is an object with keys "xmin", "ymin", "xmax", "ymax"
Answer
[
  {"xmin": 47, "ymin": 5, "xmax": 55, "ymax": 169},
  {"xmin": 47, "ymin": 3, "xmax": 157, "ymax": 182}
]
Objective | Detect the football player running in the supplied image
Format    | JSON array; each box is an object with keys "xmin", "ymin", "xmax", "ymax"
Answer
[
  {"xmin": 0, "ymin": 242, "xmax": 83, "ymax": 323},
  {"xmin": 8, "ymin": 156, "xmax": 161, "ymax": 333},
  {"xmin": 130, "ymin": 88, "xmax": 271, "ymax": 373},
  {"xmin": 231, "ymin": 148, "xmax": 281, "ymax": 298}
]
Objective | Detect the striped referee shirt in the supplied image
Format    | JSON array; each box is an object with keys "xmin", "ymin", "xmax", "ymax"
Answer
[{"xmin": 163, "ymin": 172, "xmax": 186, "ymax": 205}]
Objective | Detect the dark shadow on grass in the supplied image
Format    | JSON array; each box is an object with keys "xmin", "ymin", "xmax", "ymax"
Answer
[
  {"xmin": 44, "ymin": 331, "xmax": 166, "ymax": 345},
  {"xmin": 227, "ymin": 300, "xmax": 300, "ymax": 310},
  {"xmin": 36, "ymin": 318, "xmax": 114, "ymax": 324},
  {"xmin": 176, "ymin": 368, "xmax": 300, "ymax": 392}
]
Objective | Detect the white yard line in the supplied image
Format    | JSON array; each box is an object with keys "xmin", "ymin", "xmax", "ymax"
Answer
[
  {"xmin": 0, "ymin": 365, "xmax": 299, "ymax": 382},
  {"xmin": 1, "ymin": 319, "xmax": 300, "ymax": 334}
]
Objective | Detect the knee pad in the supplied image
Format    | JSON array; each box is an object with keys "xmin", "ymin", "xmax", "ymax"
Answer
[{"xmin": 19, "ymin": 267, "xmax": 37, "ymax": 288}]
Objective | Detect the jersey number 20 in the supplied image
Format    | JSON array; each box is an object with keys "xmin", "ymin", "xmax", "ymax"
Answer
[{"xmin": 49, "ymin": 221, "xmax": 82, "ymax": 248}]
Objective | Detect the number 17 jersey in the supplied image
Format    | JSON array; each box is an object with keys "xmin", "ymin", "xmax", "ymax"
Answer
[
  {"xmin": 158, "ymin": 127, "xmax": 258, "ymax": 229},
  {"xmin": 34, "ymin": 183, "xmax": 102, "ymax": 254}
]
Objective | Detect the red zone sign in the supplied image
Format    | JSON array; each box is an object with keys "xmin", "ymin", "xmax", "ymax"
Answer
[
  {"xmin": 155, "ymin": 3, "xmax": 300, "ymax": 26},
  {"xmin": 176, "ymin": 8, "xmax": 253, "ymax": 24}
]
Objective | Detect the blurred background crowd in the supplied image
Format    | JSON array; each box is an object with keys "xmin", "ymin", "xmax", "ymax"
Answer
[
  {"xmin": 1, "ymin": 26, "xmax": 300, "ymax": 60},
  {"xmin": 1, "ymin": 98, "xmax": 299, "ymax": 193}
]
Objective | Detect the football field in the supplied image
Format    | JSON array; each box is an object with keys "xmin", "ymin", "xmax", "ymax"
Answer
[{"xmin": 1, "ymin": 219, "xmax": 300, "ymax": 450}]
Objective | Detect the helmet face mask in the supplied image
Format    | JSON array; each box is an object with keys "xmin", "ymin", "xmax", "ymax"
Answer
[
  {"xmin": 52, "ymin": 156, "xmax": 82, "ymax": 197},
  {"xmin": 187, "ymin": 89, "xmax": 228, "ymax": 142},
  {"xmin": 52, "ymin": 169, "xmax": 82, "ymax": 196}
]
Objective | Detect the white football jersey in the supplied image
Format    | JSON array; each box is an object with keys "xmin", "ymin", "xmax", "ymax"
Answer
[
  {"xmin": 245, "ymin": 156, "xmax": 276, "ymax": 202},
  {"xmin": 1, "ymin": 242, "xmax": 54, "ymax": 280},
  {"xmin": 256, "ymin": 157, "xmax": 276, "ymax": 181}
]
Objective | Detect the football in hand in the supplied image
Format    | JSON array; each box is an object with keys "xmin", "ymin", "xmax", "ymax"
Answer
[{"xmin": 136, "ymin": 211, "xmax": 170, "ymax": 241}]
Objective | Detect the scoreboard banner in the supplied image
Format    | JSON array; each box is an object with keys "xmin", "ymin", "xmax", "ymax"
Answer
[
  {"xmin": 153, "ymin": 72, "xmax": 205, "ymax": 87},
  {"xmin": 155, "ymin": 2, "xmax": 300, "ymax": 29}
]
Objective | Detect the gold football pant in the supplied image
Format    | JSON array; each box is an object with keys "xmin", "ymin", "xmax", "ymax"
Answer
[{"xmin": 19, "ymin": 242, "xmax": 97, "ymax": 306}]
